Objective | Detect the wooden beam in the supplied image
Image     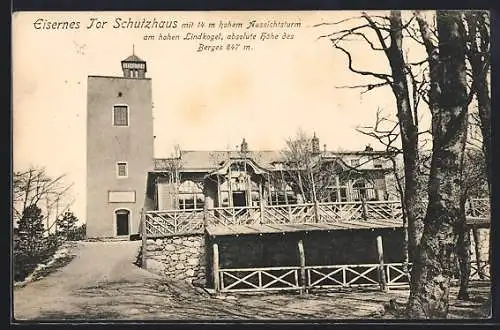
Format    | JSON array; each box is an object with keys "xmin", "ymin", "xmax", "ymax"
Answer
[
  {"xmin": 141, "ymin": 208, "xmax": 147, "ymax": 269},
  {"xmin": 298, "ymin": 239, "xmax": 306, "ymax": 294},
  {"xmin": 376, "ymin": 235, "xmax": 388, "ymax": 292},
  {"xmin": 216, "ymin": 175, "xmax": 221, "ymax": 207},
  {"xmin": 213, "ymin": 242, "xmax": 220, "ymax": 293},
  {"xmin": 203, "ymin": 197, "xmax": 209, "ymax": 229}
]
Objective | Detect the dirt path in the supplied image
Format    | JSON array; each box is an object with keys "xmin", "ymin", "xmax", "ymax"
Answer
[{"xmin": 13, "ymin": 241, "xmax": 491, "ymax": 321}]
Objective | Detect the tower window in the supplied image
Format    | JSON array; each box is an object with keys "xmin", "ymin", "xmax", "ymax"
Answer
[
  {"xmin": 117, "ymin": 162, "xmax": 128, "ymax": 178},
  {"xmin": 113, "ymin": 105, "xmax": 129, "ymax": 126}
]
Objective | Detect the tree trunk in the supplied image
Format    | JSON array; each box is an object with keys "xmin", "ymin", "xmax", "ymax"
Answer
[
  {"xmin": 406, "ymin": 11, "xmax": 469, "ymax": 318},
  {"xmin": 472, "ymin": 227, "xmax": 489, "ymax": 279},
  {"xmin": 457, "ymin": 194, "xmax": 471, "ymax": 300},
  {"xmin": 465, "ymin": 12, "xmax": 491, "ymax": 278},
  {"xmin": 387, "ymin": 11, "xmax": 424, "ymax": 262}
]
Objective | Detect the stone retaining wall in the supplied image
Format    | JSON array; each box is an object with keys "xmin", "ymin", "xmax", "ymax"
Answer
[
  {"xmin": 143, "ymin": 227, "xmax": 490, "ymax": 285},
  {"xmin": 144, "ymin": 234, "xmax": 206, "ymax": 284}
]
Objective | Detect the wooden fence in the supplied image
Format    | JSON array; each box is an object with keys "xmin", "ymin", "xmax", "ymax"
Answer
[
  {"xmin": 215, "ymin": 261, "xmax": 488, "ymax": 293},
  {"xmin": 468, "ymin": 198, "xmax": 490, "ymax": 218},
  {"xmin": 216, "ymin": 263, "xmax": 409, "ymax": 293}
]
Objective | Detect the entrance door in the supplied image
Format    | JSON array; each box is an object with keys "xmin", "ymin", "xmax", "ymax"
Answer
[
  {"xmin": 116, "ymin": 209, "xmax": 130, "ymax": 236},
  {"xmin": 232, "ymin": 191, "xmax": 247, "ymax": 207}
]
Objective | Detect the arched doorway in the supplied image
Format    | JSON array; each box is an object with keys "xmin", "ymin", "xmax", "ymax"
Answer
[{"xmin": 115, "ymin": 209, "xmax": 130, "ymax": 236}]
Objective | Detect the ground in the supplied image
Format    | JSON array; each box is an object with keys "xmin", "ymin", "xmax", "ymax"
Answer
[{"xmin": 13, "ymin": 241, "xmax": 491, "ymax": 321}]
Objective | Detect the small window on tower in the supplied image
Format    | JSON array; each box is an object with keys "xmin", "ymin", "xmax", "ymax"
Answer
[
  {"xmin": 113, "ymin": 105, "xmax": 129, "ymax": 126},
  {"xmin": 117, "ymin": 162, "xmax": 128, "ymax": 178}
]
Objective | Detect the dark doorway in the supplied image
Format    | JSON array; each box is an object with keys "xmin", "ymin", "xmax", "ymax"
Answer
[
  {"xmin": 232, "ymin": 191, "xmax": 247, "ymax": 207},
  {"xmin": 116, "ymin": 209, "xmax": 130, "ymax": 236}
]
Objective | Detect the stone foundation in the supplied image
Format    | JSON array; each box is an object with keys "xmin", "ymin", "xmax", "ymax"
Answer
[
  {"xmin": 144, "ymin": 234, "xmax": 206, "ymax": 284},
  {"xmin": 142, "ymin": 227, "xmax": 490, "ymax": 286}
]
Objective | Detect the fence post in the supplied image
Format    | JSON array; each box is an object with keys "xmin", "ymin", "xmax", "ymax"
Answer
[
  {"xmin": 376, "ymin": 235, "xmax": 388, "ymax": 292},
  {"xmin": 361, "ymin": 195, "xmax": 368, "ymax": 220},
  {"xmin": 213, "ymin": 242, "xmax": 220, "ymax": 294},
  {"xmin": 203, "ymin": 198, "xmax": 209, "ymax": 230},
  {"xmin": 313, "ymin": 199, "xmax": 319, "ymax": 223},
  {"xmin": 141, "ymin": 208, "xmax": 147, "ymax": 269},
  {"xmin": 260, "ymin": 201, "xmax": 265, "ymax": 225},
  {"xmin": 298, "ymin": 239, "xmax": 307, "ymax": 294}
]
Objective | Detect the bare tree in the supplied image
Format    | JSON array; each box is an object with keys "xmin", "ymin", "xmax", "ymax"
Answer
[
  {"xmin": 13, "ymin": 166, "xmax": 74, "ymax": 233},
  {"xmin": 464, "ymin": 11, "xmax": 491, "ymax": 282},
  {"xmin": 317, "ymin": 10, "xmax": 425, "ymax": 263},
  {"xmin": 357, "ymin": 108, "xmax": 431, "ymax": 270},
  {"xmin": 406, "ymin": 10, "xmax": 470, "ymax": 318},
  {"xmin": 281, "ymin": 129, "xmax": 319, "ymax": 203},
  {"xmin": 464, "ymin": 11, "xmax": 490, "ymax": 192},
  {"xmin": 159, "ymin": 144, "xmax": 183, "ymax": 209},
  {"xmin": 281, "ymin": 129, "xmax": 348, "ymax": 204}
]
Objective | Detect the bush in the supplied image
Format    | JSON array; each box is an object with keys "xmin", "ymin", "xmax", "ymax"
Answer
[
  {"xmin": 57, "ymin": 212, "xmax": 86, "ymax": 241},
  {"xmin": 14, "ymin": 235, "xmax": 62, "ymax": 282},
  {"xmin": 68, "ymin": 223, "xmax": 86, "ymax": 241},
  {"xmin": 13, "ymin": 205, "xmax": 62, "ymax": 282}
]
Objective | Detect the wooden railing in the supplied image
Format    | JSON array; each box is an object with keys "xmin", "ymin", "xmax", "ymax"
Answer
[
  {"xmin": 145, "ymin": 200, "xmax": 404, "ymax": 237},
  {"xmin": 469, "ymin": 260, "xmax": 490, "ymax": 281},
  {"xmin": 144, "ymin": 208, "xmax": 205, "ymax": 236},
  {"xmin": 144, "ymin": 198, "xmax": 489, "ymax": 237},
  {"xmin": 205, "ymin": 206, "xmax": 262, "ymax": 226},
  {"xmin": 467, "ymin": 198, "xmax": 490, "ymax": 218}
]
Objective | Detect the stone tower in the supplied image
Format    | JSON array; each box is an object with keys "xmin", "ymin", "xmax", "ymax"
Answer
[{"xmin": 86, "ymin": 51, "xmax": 154, "ymax": 238}]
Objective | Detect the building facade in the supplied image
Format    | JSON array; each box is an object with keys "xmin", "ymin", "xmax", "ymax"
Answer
[
  {"xmin": 86, "ymin": 54, "xmax": 154, "ymax": 238},
  {"xmin": 146, "ymin": 142, "xmax": 395, "ymax": 215},
  {"xmin": 87, "ymin": 54, "xmax": 396, "ymax": 238}
]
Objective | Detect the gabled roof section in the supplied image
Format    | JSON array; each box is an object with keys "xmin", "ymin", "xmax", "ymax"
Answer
[
  {"xmin": 122, "ymin": 54, "xmax": 145, "ymax": 62},
  {"xmin": 153, "ymin": 149, "xmax": 391, "ymax": 172},
  {"xmin": 208, "ymin": 157, "xmax": 272, "ymax": 176},
  {"xmin": 154, "ymin": 150, "xmax": 284, "ymax": 172}
]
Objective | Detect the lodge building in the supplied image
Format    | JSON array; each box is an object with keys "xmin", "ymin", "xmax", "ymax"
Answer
[{"xmin": 86, "ymin": 53, "xmax": 396, "ymax": 239}]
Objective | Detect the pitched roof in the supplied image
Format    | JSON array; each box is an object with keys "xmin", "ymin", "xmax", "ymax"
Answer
[
  {"xmin": 154, "ymin": 149, "xmax": 390, "ymax": 173},
  {"xmin": 154, "ymin": 150, "xmax": 283, "ymax": 171},
  {"xmin": 122, "ymin": 54, "xmax": 145, "ymax": 62}
]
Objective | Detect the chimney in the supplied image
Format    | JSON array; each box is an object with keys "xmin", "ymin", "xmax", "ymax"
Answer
[
  {"xmin": 240, "ymin": 138, "xmax": 249, "ymax": 154},
  {"xmin": 365, "ymin": 144, "xmax": 374, "ymax": 152},
  {"xmin": 312, "ymin": 132, "xmax": 320, "ymax": 155}
]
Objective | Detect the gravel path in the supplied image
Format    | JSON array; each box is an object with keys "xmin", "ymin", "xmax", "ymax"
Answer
[{"xmin": 13, "ymin": 241, "xmax": 491, "ymax": 321}]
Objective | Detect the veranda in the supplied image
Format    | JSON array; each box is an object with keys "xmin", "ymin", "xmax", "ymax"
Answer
[{"xmin": 141, "ymin": 198, "xmax": 490, "ymax": 294}]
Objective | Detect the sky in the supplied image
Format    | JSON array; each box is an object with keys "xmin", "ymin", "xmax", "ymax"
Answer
[{"xmin": 12, "ymin": 11, "xmax": 425, "ymax": 223}]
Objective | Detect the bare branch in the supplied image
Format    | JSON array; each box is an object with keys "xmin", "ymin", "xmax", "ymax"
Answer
[{"xmin": 332, "ymin": 44, "xmax": 392, "ymax": 83}]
